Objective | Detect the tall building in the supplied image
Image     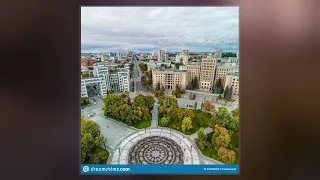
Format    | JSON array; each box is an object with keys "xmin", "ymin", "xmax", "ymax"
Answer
[
  {"xmin": 164, "ymin": 53, "xmax": 169, "ymax": 61},
  {"xmin": 117, "ymin": 68, "xmax": 130, "ymax": 92},
  {"xmin": 181, "ymin": 49, "xmax": 189, "ymax": 56},
  {"xmin": 158, "ymin": 50, "xmax": 165, "ymax": 62},
  {"xmin": 215, "ymin": 49, "xmax": 222, "ymax": 58},
  {"xmin": 224, "ymin": 73, "xmax": 239, "ymax": 99},
  {"xmin": 199, "ymin": 56, "xmax": 217, "ymax": 91},
  {"xmin": 81, "ymin": 63, "xmax": 130, "ymax": 97},
  {"xmin": 214, "ymin": 65, "xmax": 239, "ymax": 88},
  {"xmin": 152, "ymin": 69, "xmax": 189, "ymax": 90},
  {"xmin": 186, "ymin": 63, "xmax": 201, "ymax": 82}
]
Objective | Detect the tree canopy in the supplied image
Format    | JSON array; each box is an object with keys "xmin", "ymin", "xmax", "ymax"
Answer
[{"xmin": 81, "ymin": 117, "xmax": 108, "ymax": 164}]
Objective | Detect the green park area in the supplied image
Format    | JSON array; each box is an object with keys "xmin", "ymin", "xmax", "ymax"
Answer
[
  {"xmin": 102, "ymin": 93, "xmax": 154, "ymax": 129},
  {"xmin": 157, "ymin": 95, "xmax": 239, "ymax": 164}
]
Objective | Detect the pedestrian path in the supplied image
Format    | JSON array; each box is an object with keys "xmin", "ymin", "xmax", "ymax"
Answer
[
  {"xmin": 189, "ymin": 127, "xmax": 213, "ymax": 140},
  {"xmin": 151, "ymin": 103, "xmax": 159, "ymax": 128},
  {"xmin": 89, "ymin": 116, "xmax": 137, "ymax": 150}
]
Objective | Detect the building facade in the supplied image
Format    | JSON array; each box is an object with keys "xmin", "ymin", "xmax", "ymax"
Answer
[
  {"xmin": 199, "ymin": 56, "xmax": 217, "ymax": 91},
  {"xmin": 224, "ymin": 73, "xmax": 239, "ymax": 99},
  {"xmin": 214, "ymin": 65, "xmax": 239, "ymax": 87},
  {"xmin": 186, "ymin": 63, "xmax": 201, "ymax": 82},
  {"xmin": 81, "ymin": 63, "xmax": 130, "ymax": 98},
  {"xmin": 158, "ymin": 50, "xmax": 165, "ymax": 62},
  {"xmin": 152, "ymin": 69, "xmax": 189, "ymax": 90}
]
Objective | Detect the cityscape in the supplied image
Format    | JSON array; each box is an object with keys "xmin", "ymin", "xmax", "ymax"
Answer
[{"xmin": 81, "ymin": 7, "xmax": 239, "ymax": 174}]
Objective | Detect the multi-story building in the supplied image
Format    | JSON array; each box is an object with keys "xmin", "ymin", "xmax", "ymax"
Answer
[
  {"xmin": 214, "ymin": 65, "xmax": 239, "ymax": 87},
  {"xmin": 118, "ymin": 68, "xmax": 130, "ymax": 92},
  {"xmin": 186, "ymin": 63, "xmax": 201, "ymax": 82},
  {"xmin": 176, "ymin": 55, "xmax": 188, "ymax": 65},
  {"xmin": 158, "ymin": 50, "xmax": 165, "ymax": 62},
  {"xmin": 152, "ymin": 69, "xmax": 189, "ymax": 90},
  {"xmin": 199, "ymin": 56, "xmax": 217, "ymax": 91},
  {"xmin": 224, "ymin": 73, "xmax": 239, "ymax": 99},
  {"xmin": 81, "ymin": 62, "xmax": 130, "ymax": 98},
  {"xmin": 164, "ymin": 53, "xmax": 169, "ymax": 61},
  {"xmin": 181, "ymin": 49, "xmax": 189, "ymax": 56}
]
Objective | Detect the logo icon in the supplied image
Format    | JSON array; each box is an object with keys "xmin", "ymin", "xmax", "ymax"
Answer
[{"xmin": 83, "ymin": 166, "xmax": 89, "ymax": 172}]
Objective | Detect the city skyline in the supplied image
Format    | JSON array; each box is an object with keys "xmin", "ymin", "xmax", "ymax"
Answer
[{"xmin": 81, "ymin": 7, "xmax": 239, "ymax": 53}]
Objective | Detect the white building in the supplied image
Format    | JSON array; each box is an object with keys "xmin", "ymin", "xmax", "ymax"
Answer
[
  {"xmin": 158, "ymin": 50, "xmax": 165, "ymax": 62},
  {"xmin": 118, "ymin": 68, "xmax": 130, "ymax": 92},
  {"xmin": 176, "ymin": 55, "xmax": 188, "ymax": 65},
  {"xmin": 81, "ymin": 62, "xmax": 130, "ymax": 98}
]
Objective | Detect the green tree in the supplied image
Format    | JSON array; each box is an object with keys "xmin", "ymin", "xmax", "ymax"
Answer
[
  {"xmin": 181, "ymin": 117, "xmax": 193, "ymax": 132},
  {"xmin": 134, "ymin": 94, "xmax": 146, "ymax": 107},
  {"xmin": 160, "ymin": 117, "xmax": 169, "ymax": 127},
  {"xmin": 200, "ymin": 102, "xmax": 204, "ymax": 110},
  {"xmin": 215, "ymin": 107, "xmax": 232, "ymax": 128},
  {"xmin": 81, "ymin": 97, "xmax": 90, "ymax": 106},
  {"xmin": 167, "ymin": 96, "xmax": 178, "ymax": 107},
  {"xmin": 212, "ymin": 125, "xmax": 231, "ymax": 151},
  {"xmin": 126, "ymin": 97, "xmax": 132, "ymax": 106},
  {"xmin": 217, "ymin": 147, "xmax": 236, "ymax": 164},
  {"xmin": 194, "ymin": 76, "xmax": 199, "ymax": 89},
  {"xmin": 224, "ymin": 86, "xmax": 229, "ymax": 99},
  {"xmin": 145, "ymin": 95, "xmax": 155, "ymax": 109},
  {"xmin": 232, "ymin": 107, "xmax": 239, "ymax": 121},
  {"xmin": 81, "ymin": 118, "xmax": 108, "ymax": 164},
  {"xmin": 102, "ymin": 94, "xmax": 122, "ymax": 116},
  {"xmin": 195, "ymin": 127, "xmax": 207, "ymax": 151},
  {"xmin": 227, "ymin": 86, "xmax": 233, "ymax": 100}
]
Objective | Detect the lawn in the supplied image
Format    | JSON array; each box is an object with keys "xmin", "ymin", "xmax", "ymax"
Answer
[{"xmin": 136, "ymin": 118, "xmax": 152, "ymax": 129}]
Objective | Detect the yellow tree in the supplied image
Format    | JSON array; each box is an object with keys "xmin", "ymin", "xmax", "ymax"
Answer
[
  {"xmin": 203, "ymin": 100, "xmax": 215, "ymax": 111},
  {"xmin": 212, "ymin": 124, "xmax": 231, "ymax": 151},
  {"xmin": 217, "ymin": 147, "xmax": 236, "ymax": 164}
]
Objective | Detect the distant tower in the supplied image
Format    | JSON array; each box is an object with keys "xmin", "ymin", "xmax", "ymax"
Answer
[
  {"xmin": 237, "ymin": 51, "xmax": 239, "ymax": 58},
  {"xmin": 215, "ymin": 49, "xmax": 222, "ymax": 58}
]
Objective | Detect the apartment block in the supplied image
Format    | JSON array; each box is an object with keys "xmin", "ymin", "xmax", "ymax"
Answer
[
  {"xmin": 214, "ymin": 65, "xmax": 239, "ymax": 87},
  {"xmin": 152, "ymin": 69, "xmax": 189, "ymax": 90},
  {"xmin": 199, "ymin": 56, "xmax": 217, "ymax": 91},
  {"xmin": 224, "ymin": 73, "xmax": 239, "ymax": 99}
]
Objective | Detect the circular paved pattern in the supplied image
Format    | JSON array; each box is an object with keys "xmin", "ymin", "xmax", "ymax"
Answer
[{"xmin": 128, "ymin": 136, "xmax": 184, "ymax": 164}]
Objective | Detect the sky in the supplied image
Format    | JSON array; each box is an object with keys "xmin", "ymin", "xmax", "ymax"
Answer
[{"xmin": 81, "ymin": 7, "xmax": 239, "ymax": 53}]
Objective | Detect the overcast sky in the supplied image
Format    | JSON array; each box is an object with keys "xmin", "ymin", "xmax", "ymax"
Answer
[{"xmin": 81, "ymin": 7, "xmax": 239, "ymax": 53}]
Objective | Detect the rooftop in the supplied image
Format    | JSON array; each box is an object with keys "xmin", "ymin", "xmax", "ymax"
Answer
[
  {"xmin": 217, "ymin": 65, "xmax": 239, "ymax": 69},
  {"xmin": 227, "ymin": 73, "xmax": 239, "ymax": 78}
]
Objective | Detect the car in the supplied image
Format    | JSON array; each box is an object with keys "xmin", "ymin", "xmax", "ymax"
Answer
[
  {"xmin": 88, "ymin": 114, "xmax": 93, "ymax": 117},
  {"xmin": 81, "ymin": 107, "xmax": 84, "ymax": 109},
  {"xmin": 92, "ymin": 98, "xmax": 96, "ymax": 102}
]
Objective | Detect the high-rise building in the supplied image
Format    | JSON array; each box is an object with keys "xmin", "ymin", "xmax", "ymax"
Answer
[
  {"xmin": 224, "ymin": 73, "xmax": 239, "ymax": 99},
  {"xmin": 152, "ymin": 69, "xmax": 189, "ymax": 90},
  {"xmin": 199, "ymin": 56, "xmax": 217, "ymax": 91},
  {"xmin": 181, "ymin": 49, "xmax": 189, "ymax": 56},
  {"xmin": 158, "ymin": 50, "xmax": 165, "ymax": 62},
  {"xmin": 164, "ymin": 53, "xmax": 169, "ymax": 61}
]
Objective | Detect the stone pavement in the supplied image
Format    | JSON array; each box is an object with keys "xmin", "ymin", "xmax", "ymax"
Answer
[
  {"xmin": 110, "ymin": 128, "xmax": 200, "ymax": 165},
  {"xmin": 89, "ymin": 116, "xmax": 137, "ymax": 150},
  {"xmin": 151, "ymin": 103, "xmax": 159, "ymax": 128}
]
